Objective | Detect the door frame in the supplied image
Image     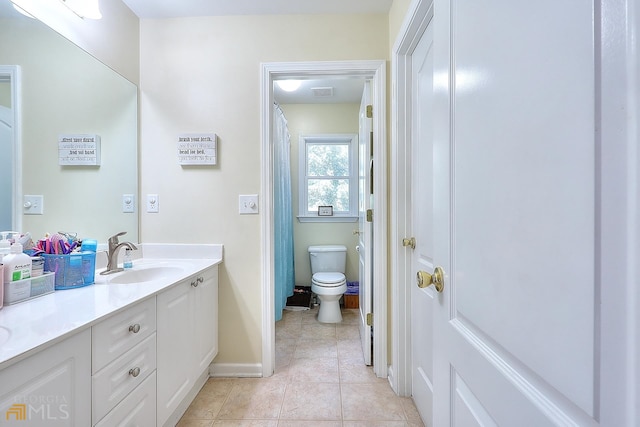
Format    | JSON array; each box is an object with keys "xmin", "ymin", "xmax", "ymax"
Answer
[
  {"xmin": 390, "ymin": 0, "xmax": 434, "ymax": 396},
  {"xmin": 260, "ymin": 60, "xmax": 388, "ymax": 378},
  {"xmin": 391, "ymin": 1, "xmax": 639, "ymax": 423}
]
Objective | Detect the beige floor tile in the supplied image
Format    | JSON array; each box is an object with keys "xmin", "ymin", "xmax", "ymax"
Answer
[
  {"xmin": 187, "ymin": 306, "xmax": 426, "ymax": 426},
  {"xmin": 336, "ymin": 324, "xmax": 360, "ymax": 340},
  {"xmin": 341, "ymin": 383, "xmax": 407, "ymax": 421},
  {"xmin": 213, "ymin": 421, "xmax": 278, "ymax": 426},
  {"xmin": 340, "ymin": 309, "xmax": 360, "ymax": 325},
  {"xmin": 293, "ymin": 338, "xmax": 338, "ymax": 359},
  {"xmin": 181, "ymin": 379, "xmax": 235, "ymax": 420},
  {"xmin": 280, "ymin": 382, "xmax": 342, "ymax": 420},
  {"xmin": 276, "ymin": 322, "xmax": 303, "ymax": 341},
  {"xmin": 300, "ymin": 307, "xmax": 320, "ymax": 324},
  {"xmin": 287, "ymin": 357, "xmax": 339, "ymax": 383},
  {"xmin": 337, "ymin": 339, "xmax": 366, "ymax": 359},
  {"xmin": 298, "ymin": 322, "xmax": 336, "ymax": 339},
  {"xmin": 217, "ymin": 379, "xmax": 286, "ymax": 420},
  {"xmin": 401, "ymin": 397, "xmax": 426, "ymax": 427},
  {"xmin": 177, "ymin": 420, "xmax": 215, "ymax": 427},
  {"xmin": 343, "ymin": 422, "xmax": 408, "ymax": 427},
  {"xmin": 338, "ymin": 357, "xmax": 379, "ymax": 383},
  {"xmin": 278, "ymin": 421, "xmax": 342, "ymax": 427}
]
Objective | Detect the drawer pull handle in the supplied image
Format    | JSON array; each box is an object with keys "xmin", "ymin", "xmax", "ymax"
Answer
[
  {"xmin": 129, "ymin": 367, "xmax": 141, "ymax": 377},
  {"xmin": 191, "ymin": 280, "xmax": 198, "ymax": 287},
  {"xmin": 129, "ymin": 324, "xmax": 141, "ymax": 334},
  {"xmin": 197, "ymin": 276, "xmax": 204, "ymax": 284}
]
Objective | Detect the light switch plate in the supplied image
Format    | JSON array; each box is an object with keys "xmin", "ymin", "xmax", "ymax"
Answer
[
  {"xmin": 23, "ymin": 195, "xmax": 44, "ymax": 215},
  {"xmin": 239, "ymin": 194, "xmax": 259, "ymax": 214},
  {"xmin": 122, "ymin": 194, "xmax": 135, "ymax": 213},
  {"xmin": 147, "ymin": 194, "xmax": 159, "ymax": 213}
]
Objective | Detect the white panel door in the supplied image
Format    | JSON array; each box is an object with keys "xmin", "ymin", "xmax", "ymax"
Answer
[
  {"xmin": 358, "ymin": 80, "xmax": 373, "ymax": 365},
  {"xmin": 410, "ymin": 20, "xmax": 435, "ymax": 426},
  {"xmin": 431, "ymin": 1, "xmax": 601, "ymax": 425}
]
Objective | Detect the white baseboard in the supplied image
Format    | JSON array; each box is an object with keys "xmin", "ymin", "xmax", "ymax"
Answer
[
  {"xmin": 388, "ymin": 364, "xmax": 398, "ymax": 395},
  {"xmin": 210, "ymin": 363, "xmax": 263, "ymax": 378}
]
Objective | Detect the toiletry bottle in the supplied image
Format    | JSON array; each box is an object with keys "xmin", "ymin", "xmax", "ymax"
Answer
[
  {"xmin": 3, "ymin": 242, "xmax": 32, "ymax": 282},
  {"xmin": 123, "ymin": 248, "xmax": 133, "ymax": 269},
  {"xmin": 0, "ymin": 232, "xmax": 11, "ymax": 260}
]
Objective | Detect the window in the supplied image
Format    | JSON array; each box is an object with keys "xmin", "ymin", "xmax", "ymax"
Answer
[{"xmin": 298, "ymin": 134, "xmax": 358, "ymax": 222}]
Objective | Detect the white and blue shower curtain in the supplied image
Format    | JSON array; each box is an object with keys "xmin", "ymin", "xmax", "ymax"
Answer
[{"xmin": 273, "ymin": 103, "xmax": 295, "ymax": 321}]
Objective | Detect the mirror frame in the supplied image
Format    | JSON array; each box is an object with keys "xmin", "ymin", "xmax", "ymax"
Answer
[{"xmin": 0, "ymin": 64, "xmax": 22, "ymax": 232}]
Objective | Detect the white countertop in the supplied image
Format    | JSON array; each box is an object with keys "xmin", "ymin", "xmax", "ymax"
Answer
[{"xmin": 0, "ymin": 244, "xmax": 223, "ymax": 370}]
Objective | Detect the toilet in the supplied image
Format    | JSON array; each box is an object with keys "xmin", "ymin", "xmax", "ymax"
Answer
[{"xmin": 308, "ymin": 245, "xmax": 347, "ymax": 323}]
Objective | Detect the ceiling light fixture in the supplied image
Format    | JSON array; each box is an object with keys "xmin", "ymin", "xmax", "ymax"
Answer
[
  {"xmin": 59, "ymin": 0, "xmax": 102, "ymax": 19},
  {"xmin": 276, "ymin": 80, "xmax": 302, "ymax": 92}
]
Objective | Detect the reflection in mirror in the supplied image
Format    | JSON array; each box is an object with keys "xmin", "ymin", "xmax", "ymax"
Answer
[
  {"xmin": 0, "ymin": 67, "xmax": 20, "ymax": 232},
  {"xmin": 0, "ymin": 6, "xmax": 138, "ymax": 243}
]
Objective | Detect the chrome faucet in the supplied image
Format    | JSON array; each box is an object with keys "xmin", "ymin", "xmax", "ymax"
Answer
[{"xmin": 100, "ymin": 231, "xmax": 138, "ymax": 275}]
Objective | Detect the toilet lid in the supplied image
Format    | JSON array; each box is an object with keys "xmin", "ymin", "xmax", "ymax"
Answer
[{"xmin": 312, "ymin": 272, "xmax": 346, "ymax": 285}]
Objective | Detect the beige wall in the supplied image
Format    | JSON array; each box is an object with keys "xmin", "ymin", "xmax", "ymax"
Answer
[
  {"xmin": 139, "ymin": 14, "xmax": 388, "ymax": 365},
  {"xmin": 388, "ymin": 0, "xmax": 414, "ymax": 51},
  {"xmin": 281, "ymin": 103, "xmax": 361, "ymax": 286}
]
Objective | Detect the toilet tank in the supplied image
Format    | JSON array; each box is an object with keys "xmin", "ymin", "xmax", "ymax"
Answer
[{"xmin": 308, "ymin": 245, "xmax": 347, "ymax": 274}]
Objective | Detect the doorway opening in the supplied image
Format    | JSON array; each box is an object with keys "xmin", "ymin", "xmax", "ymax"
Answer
[{"xmin": 260, "ymin": 60, "xmax": 387, "ymax": 378}]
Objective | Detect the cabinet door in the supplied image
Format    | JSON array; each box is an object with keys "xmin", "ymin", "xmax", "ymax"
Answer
[
  {"xmin": 194, "ymin": 265, "xmax": 218, "ymax": 373},
  {"xmin": 0, "ymin": 329, "xmax": 91, "ymax": 426},
  {"xmin": 156, "ymin": 279, "xmax": 193, "ymax": 426}
]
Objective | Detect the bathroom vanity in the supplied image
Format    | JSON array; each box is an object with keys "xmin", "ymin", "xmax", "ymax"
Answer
[{"xmin": 0, "ymin": 244, "xmax": 222, "ymax": 427}]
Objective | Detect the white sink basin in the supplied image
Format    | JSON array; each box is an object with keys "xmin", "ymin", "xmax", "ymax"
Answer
[
  {"xmin": 0, "ymin": 326, "xmax": 10, "ymax": 347},
  {"xmin": 107, "ymin": 266, "xmax": 184, "ymax": 284}
]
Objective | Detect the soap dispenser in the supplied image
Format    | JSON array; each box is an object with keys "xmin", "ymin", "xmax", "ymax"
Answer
[
  {"xmin": 3, "ymin": 241, "xmax": 32, "ymax": 282},
  {"xmin": 123, "ymin": 248, "xmax": 133, "ymax": 269}
]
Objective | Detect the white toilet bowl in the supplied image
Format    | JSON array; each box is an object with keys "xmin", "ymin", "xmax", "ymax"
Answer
[{"xmin": 312, "ymin": 272, "xmax": 347, "ymax": 323}]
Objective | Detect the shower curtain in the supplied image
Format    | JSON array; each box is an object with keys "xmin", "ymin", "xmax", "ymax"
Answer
[{"xmin": 273, "ymin": 103, "xmax": 295, "ymax": 321}]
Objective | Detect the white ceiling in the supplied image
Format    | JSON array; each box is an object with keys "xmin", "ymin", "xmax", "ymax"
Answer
[{"xmin": 119, "ymin": 0, "xmax": 393, "ymax": 19}]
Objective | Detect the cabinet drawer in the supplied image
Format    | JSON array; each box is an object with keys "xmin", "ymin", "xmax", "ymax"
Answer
[
  {"xmin": 92, "ymin": 298, "xmax": 156, "ymax": 373},
  {"xmin": 95, "ymin": 371, "xmax": 157, "ymax": 427},
  {"xmin": 93, "ymin": 333, "xmax": 157, "ymax": 425}
]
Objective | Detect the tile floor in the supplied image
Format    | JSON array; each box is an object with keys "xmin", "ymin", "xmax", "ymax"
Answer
[{"xmin": 178, "ymin": 307, "xmax": 425, "ymax": 427}]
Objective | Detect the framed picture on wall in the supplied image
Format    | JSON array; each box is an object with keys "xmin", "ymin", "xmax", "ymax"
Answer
[{"xmin": 318, "ymin": 206, "xmax": 333, "ymax": 216}]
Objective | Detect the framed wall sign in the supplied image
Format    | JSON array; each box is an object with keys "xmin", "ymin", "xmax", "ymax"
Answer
[{"xmin": 318, "ymin": 206, "xmax": 333, "ymax": 216}]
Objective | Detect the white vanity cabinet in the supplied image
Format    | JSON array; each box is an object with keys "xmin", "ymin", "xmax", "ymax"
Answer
[
  {"xmin": 0, "ymin": 329, "xmax": 92, "ymax": 426},
  {"xmin": 91, "ymin": 298, "xmax": 157, "ymax": 426},
  {"xmin": 157, "ymin": 265, "xmax": 218, "ymax": 426}
]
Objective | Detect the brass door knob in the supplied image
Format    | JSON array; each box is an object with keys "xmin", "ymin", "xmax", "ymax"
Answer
[
  {"xmin": 417, "ymin": 266, "xmax": 445, "ymax": 293},
  {"xmin": 402, "ymin": 237, "xmax": 416, "ymax": 249}
]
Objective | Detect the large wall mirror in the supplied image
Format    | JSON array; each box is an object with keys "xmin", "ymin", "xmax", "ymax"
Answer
[{"xmin": 0, "ymin": 4, "xmax": 138, "ymax": 243}]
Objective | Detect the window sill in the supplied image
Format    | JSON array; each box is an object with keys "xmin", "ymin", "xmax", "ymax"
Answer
[{"xmin": 297, "ymin": 215, "xmax": 359, "ymax": 223}]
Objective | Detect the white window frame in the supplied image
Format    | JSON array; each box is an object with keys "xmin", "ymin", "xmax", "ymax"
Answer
[{"xmin": 297, "ymin": 134, "xmax": 358, "ymax": 223}]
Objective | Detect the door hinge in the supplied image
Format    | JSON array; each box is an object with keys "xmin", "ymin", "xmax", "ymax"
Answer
[
  {"xmin": 366, "ymin": 209, "xmax": 373, "ymax": 222},
  {"xmin": 366, "ymin": 312, "xmax": 373, "ymax": 326},
  {"xmin": 366, "ymin": 104, "xmax": 373, "ymax": 118}
]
